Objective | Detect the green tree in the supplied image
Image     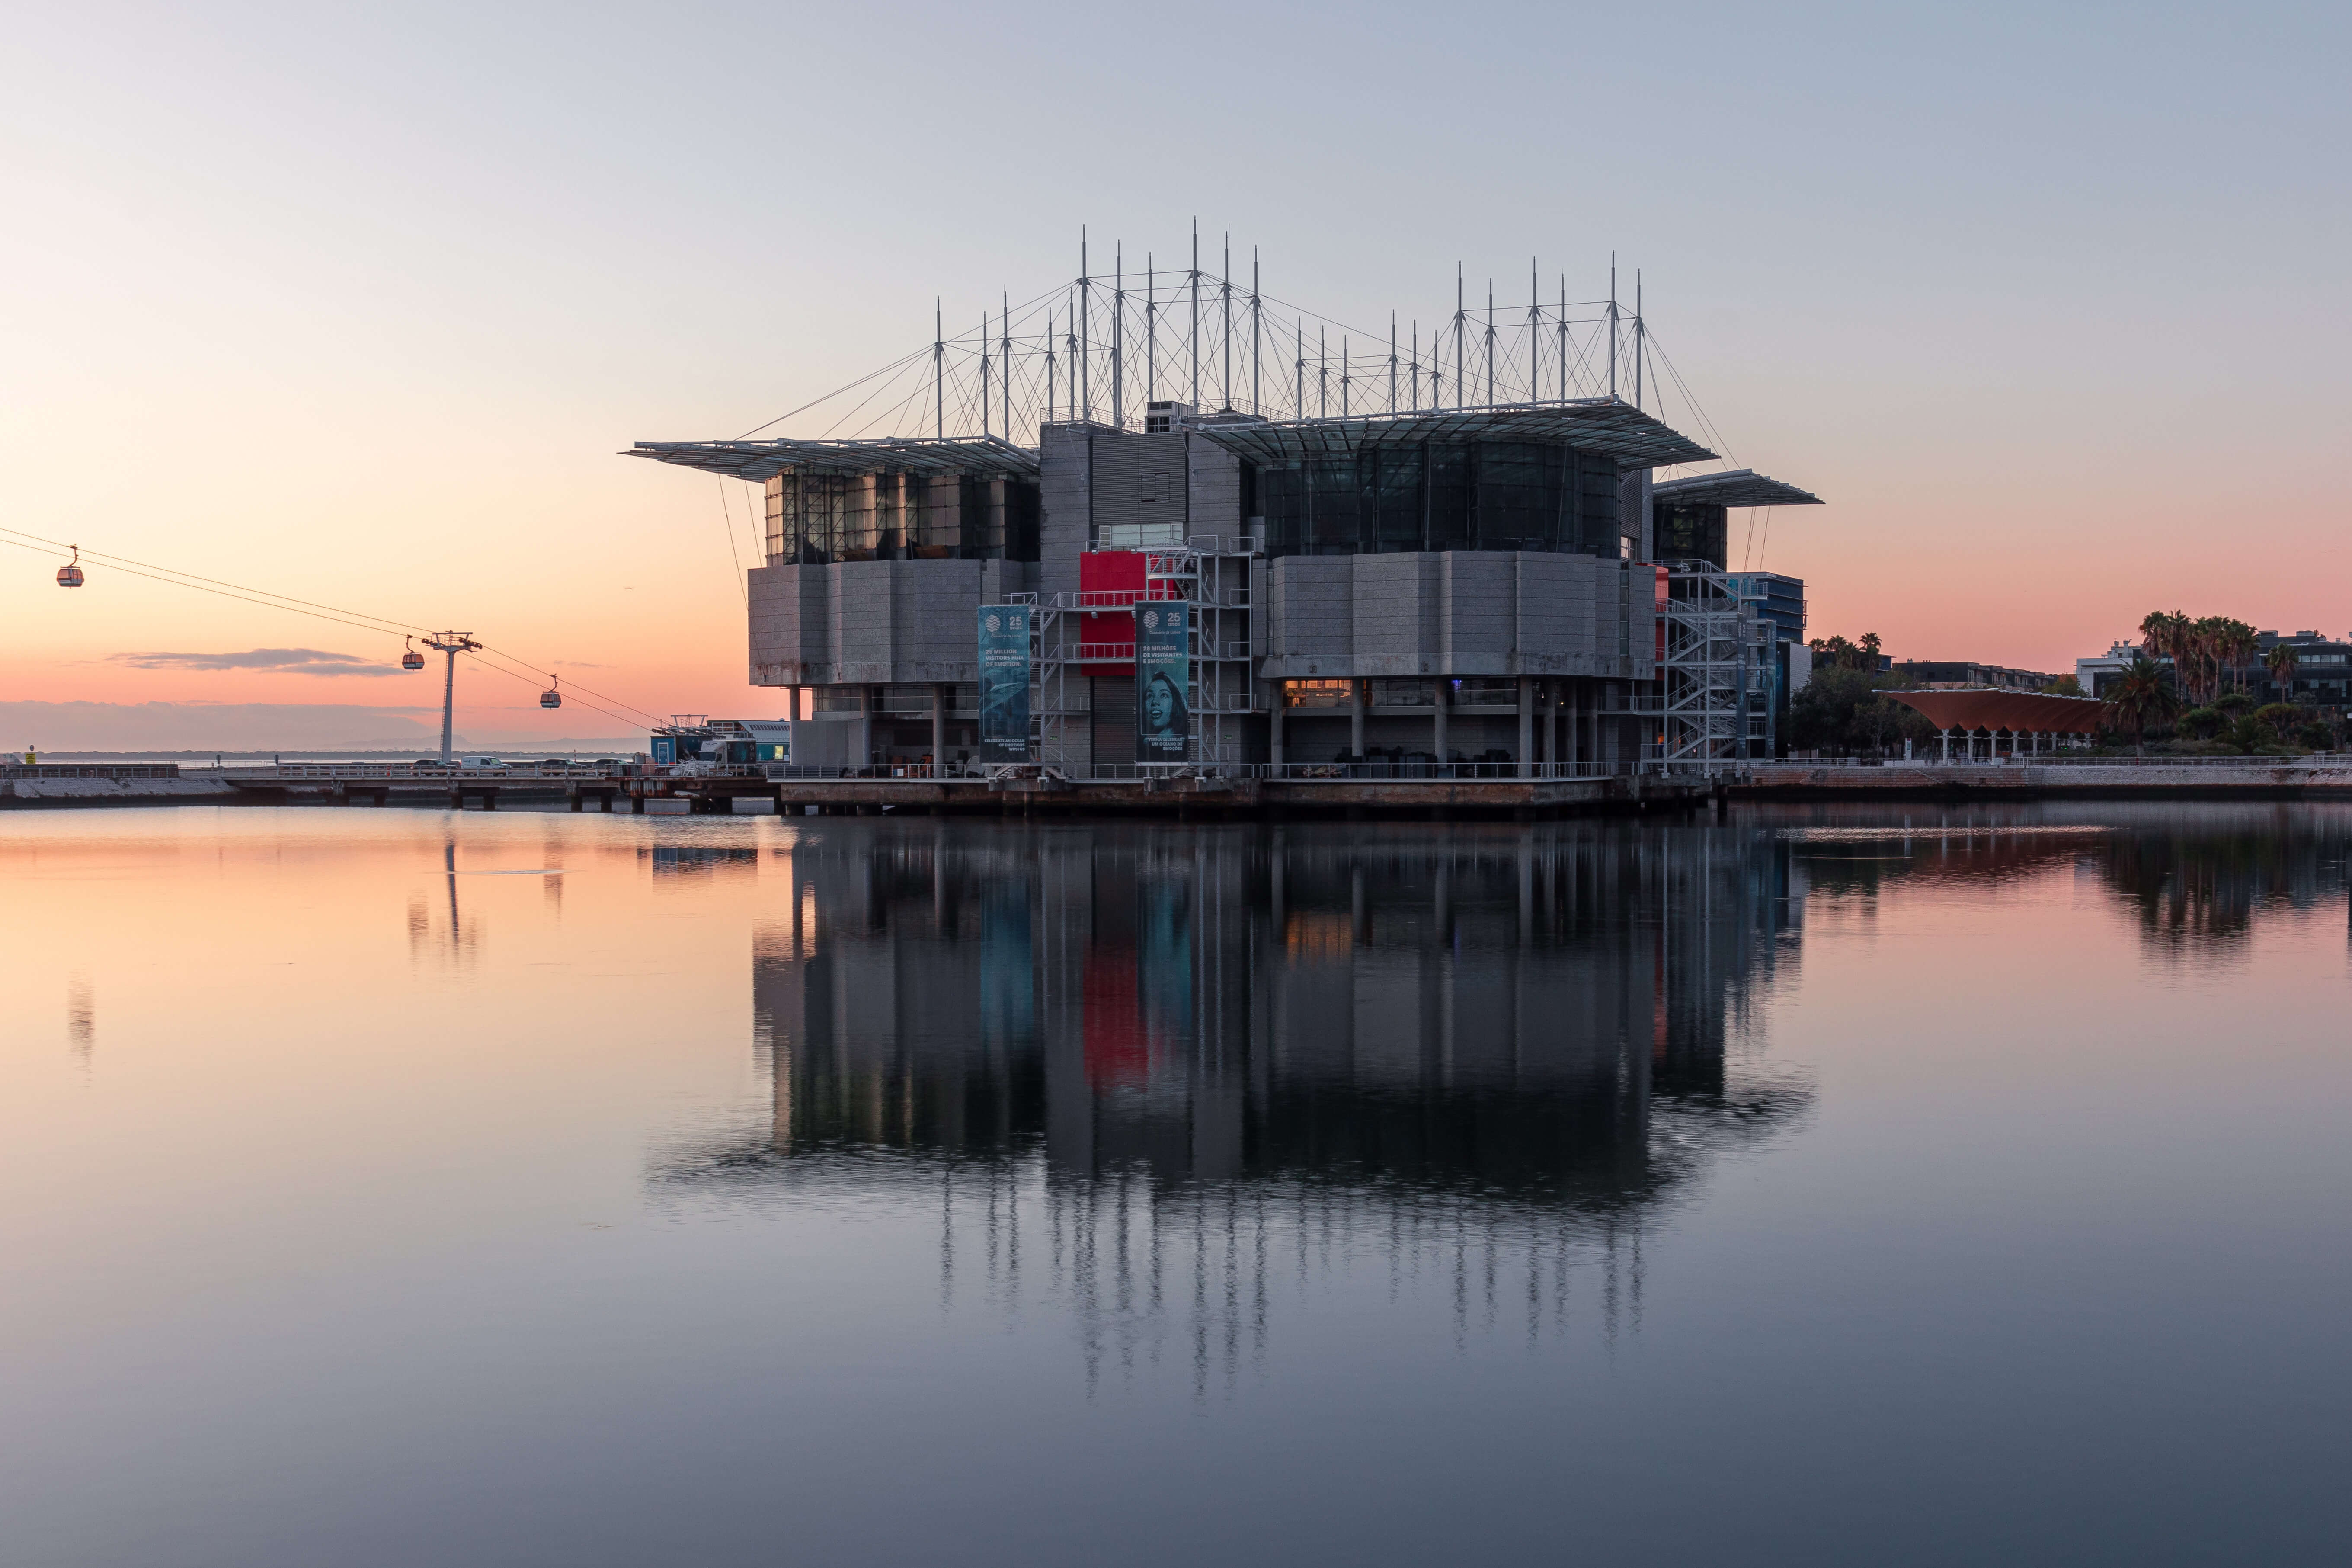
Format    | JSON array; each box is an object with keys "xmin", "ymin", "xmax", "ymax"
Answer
[
  {"xmin": 1788, "ymin": 667, "xmax": 1938, "ymax": 755},
  {"xmin": 1807, "ymin": 633, "xmax": 1881, "ymax": 672},
  {"xmin": 2103, "ymin": 657, "xmax": 2180, "ymax": 756},
  {"xmin": 2177, "ymin": 707, "xmax": 2224, "ymax": 740},
  {"xmin": 2042, "ymin": 674, "xmax": 2083, "ymax": 696}
]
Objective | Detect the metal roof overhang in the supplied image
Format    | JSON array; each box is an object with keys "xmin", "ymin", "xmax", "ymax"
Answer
[
  {"xmin": 1652, "ymin": 469, "xmax": 1824, "ymax": 509},
  {"xmin": 625, "ymin": 435, "xmax": 1042, "ymax": 481},
  {"xmin": 1885, "ymin": 689, "xmax": 2106, "ymax": 735},
  {"xmin": 1185, "ymin": 400, "xmax": 1715, "ymax": 470}
]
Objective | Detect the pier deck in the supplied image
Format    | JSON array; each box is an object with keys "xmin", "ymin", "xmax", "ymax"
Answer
[
  {"xmin": 198, "ymin": 762, "xmax": 1709, "ymax": 819},
  {"xmin": 1736, "ymin": 758, "xmax": 2352, "ymax": 799}
]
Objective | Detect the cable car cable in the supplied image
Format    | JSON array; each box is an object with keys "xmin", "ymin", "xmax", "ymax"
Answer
[
  {"xmin": 456, "ymin": 654, "xmax": 643, "ymax": 733},
  {"xmin": 0, "ymin": 525, "xmax": 426, "ymax": 636},
  {"xmin": 4, "ymin": 526, "xmax": 671, "ymax": 727},
  {"xmin": 0, "ymin": 534, "xmax": 418, "ymax": 637}
]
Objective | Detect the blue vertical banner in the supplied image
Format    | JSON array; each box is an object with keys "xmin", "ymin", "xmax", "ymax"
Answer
[
  {"xmin": 977, "ymin": 605, "xmax": 1032, "ymax": 763},
  {"xmin": 1134, "ymin": 601, "xmax": 1190, "ymax": 763}
]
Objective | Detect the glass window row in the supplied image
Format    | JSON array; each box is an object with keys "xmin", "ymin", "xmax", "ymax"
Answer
[
  {"xmin": 1255, "ymin": 440, "xmax": 1622, "ymax": 560},
  {"xmin": 766, "ymin": 472, "xmax": 1041, "ymax": 563}
]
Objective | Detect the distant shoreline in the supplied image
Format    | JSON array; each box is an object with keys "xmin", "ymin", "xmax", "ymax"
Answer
[{"xmin": 25, "ymin": 745, "xmax": 643, "ymax": 765}]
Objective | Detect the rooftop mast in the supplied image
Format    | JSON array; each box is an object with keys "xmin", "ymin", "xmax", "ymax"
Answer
[
  {"xmin": 1529, "ymin": 259, "xmax": 1539, "ymax": 403},
  {"xmin": 1220, "ymin": 232, "xmax": 1232, "ymax": 411},
  {"xmin": 1608, "ymin": 253, "xmax": 1619, "ymax": 399},
  {"xmin": 1484, "ymin": 279, "xmax": 1495, "ymax": 406},
  {"xmin": 1558, "ymin": 275, "xmax": 1567, "ymax": 400},
  {"xmin": 1453, "ymin": 265, "xmax": 1465, "ymax": 410},
  {"xmin": 1188, "ymin": 221, "xmax": 1200, "ymax": 410},
  {"xmin": 1250, "ymin": 247, "xmax": 1262, "ymax": 416}
]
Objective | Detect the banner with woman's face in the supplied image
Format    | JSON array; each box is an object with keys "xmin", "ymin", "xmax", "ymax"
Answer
[
  {"xmin": 977, "ymin": 605, "xmax": 1032, "ymax": 763},
  {"xmin": 1135, "ymin": 602, "xmax": 1190, "ymax": 763}
]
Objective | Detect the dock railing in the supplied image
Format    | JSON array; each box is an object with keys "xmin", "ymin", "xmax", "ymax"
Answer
[{"xmin": 764, "ymin": 760, "xmax": 1716, "ymax": 785}]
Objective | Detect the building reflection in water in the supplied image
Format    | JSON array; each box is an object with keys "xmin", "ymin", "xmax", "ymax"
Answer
[
  {"xmin": 651, "ymin": 806, "xmax": 2352, "ymax": 1382},
  {"xmin": 1777, "ymin": 805, "xmax": 2352, "ymax": 952},
  {"xmin": 663, "ymin": 820, "xmax": 1814, "ymax": 1382}
]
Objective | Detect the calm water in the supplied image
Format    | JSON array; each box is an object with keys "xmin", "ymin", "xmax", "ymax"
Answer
[{"xmin": 4, "ymin": 803, "xmax": 2349, "ymax": 1565}]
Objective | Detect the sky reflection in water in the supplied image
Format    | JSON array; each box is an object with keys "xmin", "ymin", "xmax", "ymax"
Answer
[{"xmin": 3, "ymin": 803, "xmax": 2348, "ymax": 1567}]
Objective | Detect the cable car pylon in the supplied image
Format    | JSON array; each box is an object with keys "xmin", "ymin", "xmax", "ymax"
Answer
[{"xmin": 419, "ymin": 633, "xmax": 481, "ymax": 768}]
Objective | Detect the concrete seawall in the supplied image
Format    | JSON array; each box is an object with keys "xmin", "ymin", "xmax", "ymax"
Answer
[
  {"xmin": 1736, "ymin": 762, "xmax": 2352, "ymax": 799},
  {"xmin": 3, "ymin": 766, "xmax": 237, "ymax": 807}
]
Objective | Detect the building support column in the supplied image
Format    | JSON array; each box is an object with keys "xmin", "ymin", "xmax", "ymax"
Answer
[
  {"xmin": 1541, "ymin": 682, "xmax": 1556, "ymax": 772},
  {"xmin": 1270, "ymin": 683, "xmax": 1286, "ymax": 771},
  {"xmin": 1517, "ymin": 676, "xmax": 1534, "ymax": 779},
  {"xmin": 1567, "ymin": 681, "xmax": 1581, "ymax": 770},
  {"xmin": 1433, "ymin": 677, "xmax": 1449, "ymax": 770},
  {"xmin": 1350, "ymin": 678, "xmax": 1366, "ymax": 759},
  {"xmin": 1941, "ymin": 727, "xmax": 1951, "ymax": 763},
  {"xmin": 931, "ymin": 683, "xmax": 948, "ymax": 778}
]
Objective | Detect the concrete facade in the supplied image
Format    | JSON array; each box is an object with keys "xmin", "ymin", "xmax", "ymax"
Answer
[
  {"xmin": 738, "ymin": 417, "xmax": 1680, "ymax": 767},
  {"xmin": 1256, "ymin": 551, "xmax": 1652, "ymax": 682},
  {"xmin": 749, "ymin": 557, "xmax": 1034, "ymax": 686}
]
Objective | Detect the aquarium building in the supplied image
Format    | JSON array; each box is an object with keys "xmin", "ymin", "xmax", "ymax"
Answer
[{"xmin": 630, "ymin": 251, "xmax": 1820, "ymax": 775}]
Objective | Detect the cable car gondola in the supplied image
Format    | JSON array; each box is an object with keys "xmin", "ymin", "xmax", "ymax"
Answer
[
  {"xmin": 401, "ymin": 637, "xmax": 425, "ymax": 671},
  {"xmin": 56, "ymin": 545, "xmax": 83, "ymax": 589},
  {"xmin": 540, "ymin": 677, "xmax": 562, "ymax": 710}
]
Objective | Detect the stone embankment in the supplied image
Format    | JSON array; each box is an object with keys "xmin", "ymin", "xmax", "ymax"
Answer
[
  {"xmin": 2, "ymin": 766, "xmax": 237, "ymax": 807},
  {"xmin": 1737, "ymin": 760, "xmax": 2352, "ymax": 799}
]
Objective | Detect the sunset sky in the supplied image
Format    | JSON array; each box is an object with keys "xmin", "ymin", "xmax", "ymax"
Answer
[{"xmin": 4, "ymin": 2, "xmax": 2345, "ymax": 749}]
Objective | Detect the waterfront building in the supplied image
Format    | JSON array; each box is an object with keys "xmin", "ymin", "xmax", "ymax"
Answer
[
  {"xmin": 1893, "ymin": 660, "xmax": 2059, "ymax": 692},
  {"xmin": 630, "ymin": 253, "xmax": 1822, "ymax": 776},
  {"xmin": 2075, "ymin": 639, "xmax": 2154, "ymax": 699},
  {"xmin": 2249, "ymin": 631, "xmax": 2352, "ymax": 715}
]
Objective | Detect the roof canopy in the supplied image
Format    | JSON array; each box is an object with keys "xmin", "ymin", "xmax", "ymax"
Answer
[
  {"xmin": 626, "ymin": 435, "xmax": 1041, "ymax": 482},
  {"xmin": 1885, "ymin": 689, "xmax": 2106, "ymax": 735},
  {"xmin": 1652, "ymin": 469, "xmax": 1823, "ymax": 509},
  {"xmin": 1185, "ymin": 399, "xmax": 1715, "ymax": 470}
]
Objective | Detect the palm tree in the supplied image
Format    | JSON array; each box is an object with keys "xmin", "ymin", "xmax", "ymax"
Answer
[
  {"xmin": 2264, "ymin": 643, "xmax": 2300, "ymax": 704},
  {"xmin": 2103, "ymin": 657, "xmax": 2180, "ymax": 756},
  {"xmin": 2139, "ymin": 609, "xmax": 2190, "ymax": 695},
  {"xmin": 2138, "ymin": 610, "xmax": 2184, "ymax": 662},
  {"xmin": 2224, "ymin": 620, "xmax": 2260, "ymax": 693}
]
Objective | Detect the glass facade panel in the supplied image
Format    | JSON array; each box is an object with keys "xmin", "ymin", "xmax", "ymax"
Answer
[
  {"xmin": 765, "ymin": 472, "xmax": 1040, "ymax": 564},
  {"xmin": 1450, "ymin": 677, "xmax": 1516, "ymax": 706},
  {"xmin": 1370, "ymin": 678, "xmax": 1434, "ymax": 707},
  {"xmin": 1254, "ymin": 441, "xmax": 1613, "ymax": 560},
  {"xmin": 1259, "ymin": 464, "xmax": 1307, "ymax": 555},
  {"xmin": 1306, "ymin": 456, "xmax": 1359, "ymax": 554},
  {"xmin": 1284, "ymin": 679, "xmax": 1354, "ymax": 708},
  {"xmin": 1489, "ymin": 444, "xmax": 1554, "ymax": 549},
  {"xmin": 1426, "ymin": 445, "xmax": 1475, "ymax": 552},
  {"xmin": 1372, "ymin": 448, "xmax": 1424, "ymax": 551},
  {"xmin": 1656, "ymin": 502, "xmax": 1727, "ymax": 569}
]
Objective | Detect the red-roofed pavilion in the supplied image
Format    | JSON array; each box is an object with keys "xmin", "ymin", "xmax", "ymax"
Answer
[{"xmin": 1883, "ymin": 689, "xmax": 2105, "ymax": 761}]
